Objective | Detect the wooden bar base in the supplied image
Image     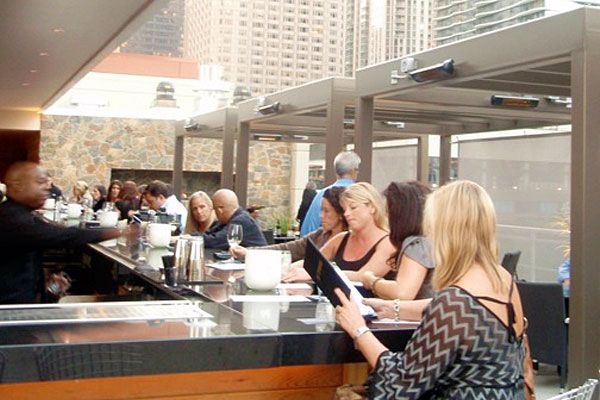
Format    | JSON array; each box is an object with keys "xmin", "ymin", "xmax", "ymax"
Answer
[{"xmin": 0, "ymin": 363, "xmax": 369, "ymax": 400}]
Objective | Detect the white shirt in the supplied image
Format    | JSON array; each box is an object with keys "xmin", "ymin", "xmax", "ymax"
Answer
[{"xmin": 163, "ymin": 195, "xmax": 188, "ymax": 231}]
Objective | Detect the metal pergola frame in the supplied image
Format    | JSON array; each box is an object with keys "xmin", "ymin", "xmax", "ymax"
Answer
[{"xmin": 354, "ymin": 7, "xmax": 600, "ymax": 387}]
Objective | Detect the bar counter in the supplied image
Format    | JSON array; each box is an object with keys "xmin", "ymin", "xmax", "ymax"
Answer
[{"xmin": 0, "ymin": 224, "xmax": 416, "ymax": 399}]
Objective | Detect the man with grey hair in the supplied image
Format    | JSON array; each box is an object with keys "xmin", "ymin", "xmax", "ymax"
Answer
[{"xmin": 300, "ymin": 150, "xmax": 360, "ymax": 236}]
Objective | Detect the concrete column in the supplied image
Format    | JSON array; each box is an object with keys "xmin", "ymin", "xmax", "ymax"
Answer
[
  {"xmin": 221, "ymin": 108, "xmax": 236, "ymax": 189},
  {"xmin": 172, "ymin": 121, "xmax": 184, "ymax": 200},
  {"xmin": 235, "ymin": 122, "xmax": 250, "ymax": 208},
  {"xmin": 354, "ymin": 96, "xmax": 374, "ymax": 182},
  {"xmin": 568, "ymin": 32, "xmax": 600, "ymax": 388}
]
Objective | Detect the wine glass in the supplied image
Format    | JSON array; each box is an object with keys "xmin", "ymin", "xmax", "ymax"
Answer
[{"xmin": 227, "ymin": 224, "xmax": 243, "ymax": 250}]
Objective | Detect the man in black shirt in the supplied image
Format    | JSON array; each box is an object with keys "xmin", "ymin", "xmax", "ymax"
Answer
[
  {"xmin": 196, "ymin": 189, "xmax": 267, "ymax": 250},
  {"xmin": 0, "ymin": 162, "xmax": 130, "ymax": 304}
]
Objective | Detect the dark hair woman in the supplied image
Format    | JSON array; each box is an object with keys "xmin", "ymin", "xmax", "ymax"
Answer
[
  {"xmin": 91, "ymin": 185, "xmax": 107, "ymax": 212},
  {"xmin": 361, "ymin": 180, "xmax": 434, "ymax": 300},
  {"xmin": 106, "ymin": 180, "xmax": 123, "ymax": 203},
  {"xmin": 232, "ymin": 186, "xmax": 348, "ymax": 263},
  {"xmin": 115, "ymin": 181, "xmax": 139, "ymax": 221}
]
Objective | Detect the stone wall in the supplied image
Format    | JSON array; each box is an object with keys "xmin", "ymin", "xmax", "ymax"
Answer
[{"xmin": 40, "ymin": 115, "xmax": 291, "ymax": 227}]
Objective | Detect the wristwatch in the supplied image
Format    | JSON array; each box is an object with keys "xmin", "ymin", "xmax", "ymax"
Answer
[{"xmin": 353, "ymin": 326, "xmax": 370, "ymax": 349}]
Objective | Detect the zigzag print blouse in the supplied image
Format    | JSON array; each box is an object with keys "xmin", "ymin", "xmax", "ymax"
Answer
[{"xmin": 370, "ymin": 286, "xmax": 525, "ymax": 400}]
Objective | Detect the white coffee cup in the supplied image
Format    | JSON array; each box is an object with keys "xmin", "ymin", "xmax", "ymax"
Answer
[
  {"xmin": 43, "ymin": 198, "xmax": 55, "ymax": 210},
  {"xmin": 99, "ymin": 211, "xmax": 119, "ymax": 227},
  {"xmin": 244, "ymin": 249, "xmax": 281, "ymax": 291},
  {"xmin": 67, "ymin": 203, "xmax": 82, "ymax": 219},
  {"xmin": 148, "ymin": 223, "xmax": 171, "ymax": 248}
]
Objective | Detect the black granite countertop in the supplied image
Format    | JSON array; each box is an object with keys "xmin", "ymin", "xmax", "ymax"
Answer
[{"xmin": 0, "ymin": 234, "xmax": 417, "ymax": 383}]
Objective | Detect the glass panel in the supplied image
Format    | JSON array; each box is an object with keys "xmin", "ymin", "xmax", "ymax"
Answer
[
  {"xmin": 372, "ymin": 145, "xmax": 417, "ymax": 192},
  {"xmin": 458, "ymin": 134, "xmax": 570, "ymax": 282}
]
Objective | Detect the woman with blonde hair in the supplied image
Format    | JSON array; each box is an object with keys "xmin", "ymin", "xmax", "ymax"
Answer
[
  {"xmin": 335, "ymin": 180, "xmax": 527, "ymax": 399},
  {"xmin": 184, "ymin": 191, "xmax": 216, "ymax": 234},
  {"xmin": 284, "ymin": 182, "xmax": 395, "ymax": 282},
  {"xmin": 70, "ymin": 180, "xmax": 93, "ymax": 209}
]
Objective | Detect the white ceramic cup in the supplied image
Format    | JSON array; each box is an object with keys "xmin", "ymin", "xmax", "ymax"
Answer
[
  {"xmin": 43, "ymin": 198, "xmax": 55, "ymax": 210},
  {"xmin": 67, "ymin": 203, "xmax": 82, "ymax": 219},
  {"xmin": 99, "ymin": 211, "xmax": 119, "ymax": 227},
  {"xmin": 244, "ymin": 249, "xmax": 282, "ymax": 291},
  {"xmin": 148, "ymin": 223, "xmax": 172, "ymax": 248}
]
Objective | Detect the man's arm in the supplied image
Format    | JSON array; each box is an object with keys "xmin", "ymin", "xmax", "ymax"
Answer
[{"xmin": 201, "ymin": 225, "xmax": 229, "ymax": 250}]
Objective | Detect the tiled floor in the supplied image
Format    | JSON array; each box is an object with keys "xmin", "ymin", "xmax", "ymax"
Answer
[{"xmin": 535, "ymin": 363, "xmax": 564, "ymax": 399}]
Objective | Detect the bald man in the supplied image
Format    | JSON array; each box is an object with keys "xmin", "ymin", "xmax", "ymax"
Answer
[
  {"xmin": 194, "ymin": 189, "xmax": 266, "ymax": 250},
  {"xmin": 0, "ymin": 162, "xmax": 132, "ymax": 304}
]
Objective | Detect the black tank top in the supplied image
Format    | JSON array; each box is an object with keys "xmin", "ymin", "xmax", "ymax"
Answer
[{"xmin": 334, "ymin": 232, "xmax": 389, "ymax": 271}]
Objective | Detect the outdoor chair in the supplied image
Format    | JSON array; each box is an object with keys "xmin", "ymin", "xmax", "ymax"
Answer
[
  {"xmin": 262, "ymin": 229, "xmax": 275, "ymax": 245},
  {"xmin": 546, "ymin": 379, "xmax": 598, "ymax": 400},
  {"xmin": 517, "ymin": 281, "xmax": 568, "ymax": 388},
  {"xmin": 501, "ymin": 250, "xmax": 521, "ymax": 277}
]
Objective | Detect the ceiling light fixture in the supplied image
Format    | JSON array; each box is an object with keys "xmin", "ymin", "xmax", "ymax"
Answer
[
  {"xmin": 53, "ymin": 28, "xmax": 65, "ymax": 33},
  {"xmin": 39, "ymin": 52, "xmax": 49, "ymax": 57},
  {"xmin": 491, "ymin": 95, "xmax": 539, "ymax": 108},
  {"xmin": 253, "ymin": 134, "xmax": 282, "ymax": 141},
  {"xmin": 381, "ymin": 121, "xmax": 406, "ymax": 128},
  {"xmin": 22, "ymin": 83, "xmax": 30, "ymax": 87},
  {"xmin": 29, "ymin": 69, "xmax": 38, "ymax": 73}
]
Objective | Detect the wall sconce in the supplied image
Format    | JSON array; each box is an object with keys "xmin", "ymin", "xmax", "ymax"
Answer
[
  {"xmin": 255, "ymin": 97, "xmax": 282, "ymax": 115},
  {"xmin": 184, "ymin": 122, "xmax": 204, "ymax": 132},
  {"xmin": 391, "ymin": 59, "xmax": 455, "ymax": 84},
  {"xmin": 545, "ymin": 96, "xmax": 572, "ymax": 108},
  {"xmin": 491, "ymin": 95, "xmax": 539, "ymax": 108},
  {"xmin": 409, "ymin": 59, "xmax": 455, "ymax": 83}
]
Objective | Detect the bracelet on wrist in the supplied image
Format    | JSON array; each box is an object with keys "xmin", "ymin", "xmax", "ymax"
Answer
[
  {"xmin": 353, "ymin": 326, "xmax": 370, "ymax": 349},
  {"xmin": 393, "ymin": 298, "xmax": 401, "ymax": 321}
]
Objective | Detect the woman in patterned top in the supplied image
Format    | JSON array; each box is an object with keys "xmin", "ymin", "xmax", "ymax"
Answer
[{"xmin": 335, "ymin": 180, "xmax": 527, "ymax": 399}]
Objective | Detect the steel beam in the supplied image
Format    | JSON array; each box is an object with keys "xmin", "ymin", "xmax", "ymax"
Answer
[
  {"xmin": 235, "ymin": 122, "xmax": 250, "ymax": 208},
  {"xmin": 221, "ymin": 108, "xmax": 236, "ymax": 189},
  {"xmin": 439, "ymin": 135, "xmax": 452, "ymax": 186},
  {"xmin": 568, "ymin": 15, "xmax": 600, "ymax": 389},
  {"xmin": 172, "ymin": 121, "xmax": 184, "ymax": 200},
  {"xmin": 324, "ymin": 94, "xmax": 346, "ymax": 185},
  {"xmin": 355, "ymin": 96, "xmax": 374, "ymax": 182}
]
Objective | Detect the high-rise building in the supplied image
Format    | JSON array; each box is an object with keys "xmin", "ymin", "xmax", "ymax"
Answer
[
  {"xmin": 119, "ymin": 0, "xmax": 185, "ymax": 57},
  {"xmin": 344, "ymin": 0, "xmax": 434, "ymax": 77},
  {"xmin": 435, "ymin": 0, "xmax": 600, "ymax": 46},
  {"xmin": 183, "ymin": 0, "xmax": 345, "ymax": 96}
]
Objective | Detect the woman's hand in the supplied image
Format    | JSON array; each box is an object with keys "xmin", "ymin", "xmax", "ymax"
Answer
[
  {"xmin": 361, "ymin": 270, "xmax": 378, "ymax": 289},
  {"xmin": 229, "ymin": 245, "xmax": 248, "ymax": 259},
  {"xmin": 281, "ymin": 265, "xmax": 311, "ymax": 282},
  {"xmin": 334, "ymin": 288, "xmax": 367, "ymax": 336},
  {"xmin": 362, "ymin": 298, "xmax": 395, "ymax": 320}
]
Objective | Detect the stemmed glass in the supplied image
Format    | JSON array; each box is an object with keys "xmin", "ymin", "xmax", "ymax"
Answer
[{"xmin": 227, "ymin": 224, "xmax": 243, "ymax": 261}]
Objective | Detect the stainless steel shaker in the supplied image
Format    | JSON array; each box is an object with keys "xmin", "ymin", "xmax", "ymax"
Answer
[
  {"xmin": 188, "ymin": 236, "xmax": 204, "ymax": 282},
  {"xmin": 174, "ymin": 235, "xmax": 191, "ymax": 283}
]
